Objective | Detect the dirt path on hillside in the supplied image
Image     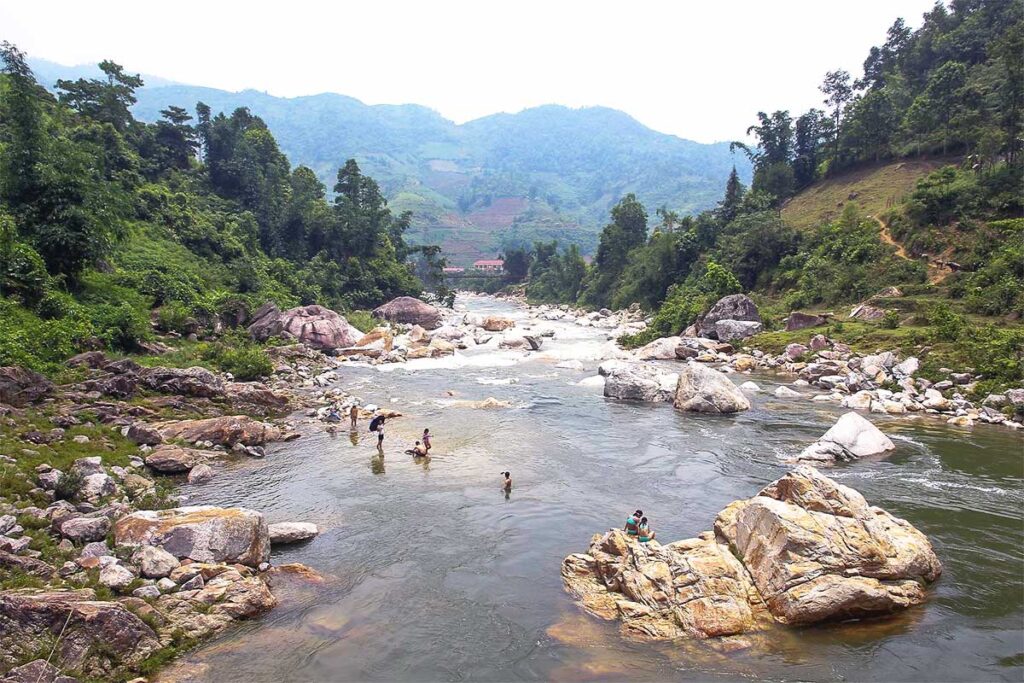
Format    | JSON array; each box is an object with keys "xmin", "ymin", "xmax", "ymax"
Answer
[{"xmin": 873, "ymin": 215, "xmax": 950, "ymax": 284}]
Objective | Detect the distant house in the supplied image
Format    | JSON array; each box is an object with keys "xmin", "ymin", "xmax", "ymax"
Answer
[
  {"xmin": 442, "ymin": 267, "xmax": 465, "ymax": 275},
  {"xmin": 472, "ymin": 259, "xmax": 505, "ymax": 274}
]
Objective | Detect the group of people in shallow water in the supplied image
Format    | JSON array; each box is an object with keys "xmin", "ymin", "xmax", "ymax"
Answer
[{"xmin": 624, "ymin": 509, "xmax": 656, "ymax": 543}]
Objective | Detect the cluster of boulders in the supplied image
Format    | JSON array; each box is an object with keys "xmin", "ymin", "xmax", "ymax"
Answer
[{"xmin": 562, "ymin": 466, "xmax": 942, "ymax": 643}]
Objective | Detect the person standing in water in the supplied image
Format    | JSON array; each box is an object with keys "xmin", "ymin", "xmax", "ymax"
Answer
[
  {"xmin": 501, "ymin": 471, "xmax": 512, "ymax": 492},
  {"xmin": 422, "ymin": 428, "xmax": 432, "ymax": 452},
  {"xmin": 349, "ymin": 403, "xmax": 359, "ymax": 431}
]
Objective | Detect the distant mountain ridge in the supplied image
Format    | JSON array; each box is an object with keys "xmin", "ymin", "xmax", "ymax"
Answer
[{"xmin": 30, "ymin": 57, "xmax": 751, "ymax": 264}]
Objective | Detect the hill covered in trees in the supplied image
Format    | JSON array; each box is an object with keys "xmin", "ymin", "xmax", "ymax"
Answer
[
  {"xmin": 498, "ymin": 0, "xmax": 1023, "ymax": 389},
  {"xmin": 28, "ymin": 58, "xmax": 750, "ymax": 264},
  {"xmin": 1, "ymin": 44, "xmax": 437, "ymax": 375}
]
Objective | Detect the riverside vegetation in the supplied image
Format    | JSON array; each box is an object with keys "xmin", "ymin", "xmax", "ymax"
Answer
[
  {"xmin": 487, "ymin": 0, "xmax": 1023, "ymax": 396},
  {"xmin": 0, "ymin": 1, "xmax": 1022, "ymax": 680}
]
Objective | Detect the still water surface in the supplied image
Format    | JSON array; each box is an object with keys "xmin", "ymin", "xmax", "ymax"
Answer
[{"xmin": 171, "ymin": 296, "xmax": 1024, "ymax": 682}]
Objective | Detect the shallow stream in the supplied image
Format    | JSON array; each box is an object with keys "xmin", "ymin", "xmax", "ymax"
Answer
[{"xmin": 170, "ymin": 296, "xmax": 1024, "ymax": 682}]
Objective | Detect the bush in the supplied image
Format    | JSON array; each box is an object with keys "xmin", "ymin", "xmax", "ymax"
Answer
[
  {"xmin": 344, "ymin": 309, "xmax": 377, "ymax": 333},
  {"xmin": 156, "ymin": 301, "xmax": 193, "ymax": 333},
  {"xmin": 89, "ymin": 303, "xmax": 151, "ymax": 351},
  {"xmin": 199, "ymin": 333, "xmax": 273, "ymax": 380},
  {"xmin": 53, "ymin": 469, "xmax": 83, "ymax": 502},
  {"xmin": 0, "ymin": 299, "xmax": 95, "ymax": 373},
  {"xmin": 927, "ymin": 302, "xmax": 965, "ymax": 341},
  {"xmin": 881, "ymin": 310, "xmax": 901, "ymax": 329},
  {"xmin": 961, "ymin": 325, "xmax": 1024, "ymax": 386}
]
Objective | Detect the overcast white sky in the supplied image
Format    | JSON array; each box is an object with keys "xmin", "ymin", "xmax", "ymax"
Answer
[{"xmin": 3, "ymin": 0, "xmax": 937, "ymax": 143}]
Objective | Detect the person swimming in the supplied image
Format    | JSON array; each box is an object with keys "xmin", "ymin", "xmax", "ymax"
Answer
[{"xmin": 624, "ymin": 509, "xmax": 643, "ymax": 537}]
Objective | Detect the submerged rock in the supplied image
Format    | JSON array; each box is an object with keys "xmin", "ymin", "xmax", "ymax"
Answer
[
  {"xmin": 673, "ymin": 363, "xmax": 750, "ymax": 413},
  {"xmin": 268, "ymin": 522, "xmax": 319, "ymax": 545},
  {"xmin": 796, "ymin": 412, "xmax": 895, "ymax": 463}
]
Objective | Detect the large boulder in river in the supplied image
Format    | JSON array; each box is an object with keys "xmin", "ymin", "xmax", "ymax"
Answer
[
  {"xmin": 716, "ymin": 466, "xmax": 941, "ymax": 626},
  {"xmin": 113, "ymin": 506, "xmax": 270, "ymax": 567},
  {"xmin": 247, "ymin": 304, "xmax": 363, "ymax": 350},
  {"xmin": 673, "ymin": 363, "xmax": 750, "ymax": 413},
  {"xmin": 561, "ymin": 529, "xmax": 770, "ymax": 640},
  {"xmin": 0, "ymin": 366, "xmax": 53, "ymax": 407},
  {"xmin": 372, "ymin": 296, "xmax": 442, "ymax": 329},
  {"xmin": 158, "ymin": 415, "xmax": 281, "ymax": 447},
  {"xmin": 796, "ymin": 412, "xmax": 894, "ymax": 463},
  {"xmin": 698, "ymin": 294, "xmax": 761, "ymax": 338},
  {"xmin": 635, "ymin": 336, "xmax": 684, "ymax": 361},
  {"xmin": 481, "ymin": 315, "xmax": 515, "ymax": 332},
  {"xmin": 603, "ymin": 363, "xmax": 677, "ymax": 402},
  {"xmin": 0, "ymin": 589, "xmax": 160, "ymax": 676}
]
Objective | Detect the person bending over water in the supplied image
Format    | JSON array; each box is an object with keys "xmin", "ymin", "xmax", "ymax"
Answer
[
  {"xmin": 624, "ymin": 509, "xmax": 643, "ymax": 537},
  {"xmin": 406, "ymin": 441, "xmax": 428, "ymax": 457},
  {"xmin": 638, "ymin": 516, "xmax": 656, "ymax": 543}
]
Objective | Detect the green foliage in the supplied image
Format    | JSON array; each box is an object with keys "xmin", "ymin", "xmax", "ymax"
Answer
[
  {"xmin": 199, "ymin": 332, "xmax": 272, "ymax": 380},
  {"xmin": 525, "ymin": 242, "xmax": 588, "ymax": 304},
  {"xmin": 927, "ymin": 302, "xmax": 966, "ymax": 341},
  {"xmin": 344, "ymin": 310, "xmax": 377, "ymax": 333},
  {"xmin": 881, "ymin": 309, "xmax": 901, "ymax": 329},
  {"xmin": 53, "ymin": 468, "xmax": 84, "ymax": 501}
]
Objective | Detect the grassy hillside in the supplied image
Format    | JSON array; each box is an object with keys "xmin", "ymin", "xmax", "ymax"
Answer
[{"xmin": 781, "ymin": 159, "xmax": 951, "ymax": 231}]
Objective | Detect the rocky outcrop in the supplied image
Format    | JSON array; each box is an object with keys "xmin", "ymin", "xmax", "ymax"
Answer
[
  {"xmin": 113, "ymin": 506, "xmax": 270, "ymax": 567},
  {"xmin": 158, "ymin": 415, "xmax": 281, "ymax": 447},
  {"xmin": 603, "ymin": 363, "xmax": 677, "ymax": 402},
  {"xmin": 635, "ymin": 336, "xmax": 684, "ymax": 361},
  {"xmin": 716, "ymin": 466, "xmax": 942, "ymax": 626},
  {"xmin": 139, "ymin": 366, "xmax": 224, "ymax": 398},
  {"xmin": 224, "ymin": 382, "xmax": 290, "ymax": 415},
  {"xmin": 144, "ymin": 445, "xmax": 213, "ymax": 473},
  {"xmin": 785, "ymin": 311, "xmax": 828, "ymax": 331},
  {"xmin": 0, "ymin": 659, "xmax": 78, "ymax": 683},
  {"xmin": 0, "ymin": 589, "xmax": 160, "ymax": 677},
  {"xmin": 698, "ymin": 294, "xmax": 761, "ymax": 338},
  {"xmin": 673, "ymin": 363, "xmax": 750, "ymax": 413},
  {"xmin": 372, "ymin": 297, "xmax": 442, "ymax": 330},
  {"xmin": 796, "ymin": 412, "xmax": 895, "ymax": 463},
  {"xmin": 247, "ymin": 304, "xmax": 363, "ymax": 350},
  {"xmin": 0, "ymin": 367, "xmax": 53, "ymax": 407},
  {"xmin": 850, "ymin": 303, "xmax": 885, "ymax": 321},
  {"xmin": 562, "ymin": 529, "xmax": 770, "ymax": 640},
  {"xmin": 563, "ymin": 467, "xmax": 941, "ymax": 641},
  {"xmin": 714, "ymin": 319, "xmax": 763, "ymax": 341}
]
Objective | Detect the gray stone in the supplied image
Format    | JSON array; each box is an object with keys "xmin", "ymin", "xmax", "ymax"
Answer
[
  {"xmin": 714, "ymin": 319, "xmax": 763, "ymax": 342},
  {"xmin": 673, "ymin": 363, "xmax": 751, "ymax": 414},
  {"xmin": 134, "ymin": 545, "xmax": 180, "ymax": 579},
  {"xmin": 268, "ymin": 522, "xmax": 319, "ymax": 545},
  {"xmin": 98, "ymin": 563, "xmax": 135, "ymax": 591}
]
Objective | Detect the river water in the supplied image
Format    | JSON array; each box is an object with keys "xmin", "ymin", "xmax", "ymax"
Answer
[{"xmin": 169, "ymin": 296, "xmax": 1024, "ymax": 682}]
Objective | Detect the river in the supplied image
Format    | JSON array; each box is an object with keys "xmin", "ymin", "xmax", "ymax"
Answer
[{"xmin": 169, "ymin": 295, "xmax": 1024, "ymax": 682}]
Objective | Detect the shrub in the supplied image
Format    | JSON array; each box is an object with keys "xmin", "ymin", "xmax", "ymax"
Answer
[
  {"xmin": 345, "ymin": 310, "xmax": 377, "ymax": 333},
  {"xmin": 156, "ymin": 301, "xmax": 193, "ymax": 333},
  {"xmin": 927, "ymin": 302, "xmax": 965, "ymax": 341},
  {"xmin": 90, "ymin": 303, "xmax": 151, "ymax": 352},
  {"xmin": 199, "ymin": 332, "xmax": 273, "ymax": 380},
  {"xmin": 53, "ymin": 469, "xmax": 83, "ymax": 501},
  {"xmin": 881, "ymin": 310, "xmax": 901, "ymax": 329}
]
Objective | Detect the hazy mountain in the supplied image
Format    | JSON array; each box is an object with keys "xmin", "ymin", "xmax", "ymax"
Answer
[{"xmin": 30, "ymin": 58, "xmax": 751, "ymax": 264}]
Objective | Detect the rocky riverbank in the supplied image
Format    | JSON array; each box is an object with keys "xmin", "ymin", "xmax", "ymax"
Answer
[{"xmin": 0, "ymin": 340, "xmax": 342, "ymax": 681}]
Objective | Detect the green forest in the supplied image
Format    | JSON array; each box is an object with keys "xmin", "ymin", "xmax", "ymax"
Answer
[
  {"xmin": 498, "ymin": 0, "xmax": 1023, "ymax": 388},
  {"xmin": 0, "ymin": 43, "xmax": 445, "ymax": 375}
]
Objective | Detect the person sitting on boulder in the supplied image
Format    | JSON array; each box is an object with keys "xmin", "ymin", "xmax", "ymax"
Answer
[
  {"xmin": 638, "ymin": 516, "xmax": 656, "ymax": 543},
  {"xmin": 624, "ymin": 509, "xmax": 642, "ymax": 537},
  {"xmin": 325, "ymin": 404, "xmax": 342, "ymax": 423}
]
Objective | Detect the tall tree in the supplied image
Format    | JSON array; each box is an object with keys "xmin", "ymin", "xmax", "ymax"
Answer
[
  {"xmin": 717, "ymin": 167, "xmax": 746, "ymax": 222},
  {"xmin": 820, "ymin": 70, "xmax": 854, "ymax": 167},
  {"xmin": 55, "ymin": 60, "xmax": 143, "ymax": 132}
]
